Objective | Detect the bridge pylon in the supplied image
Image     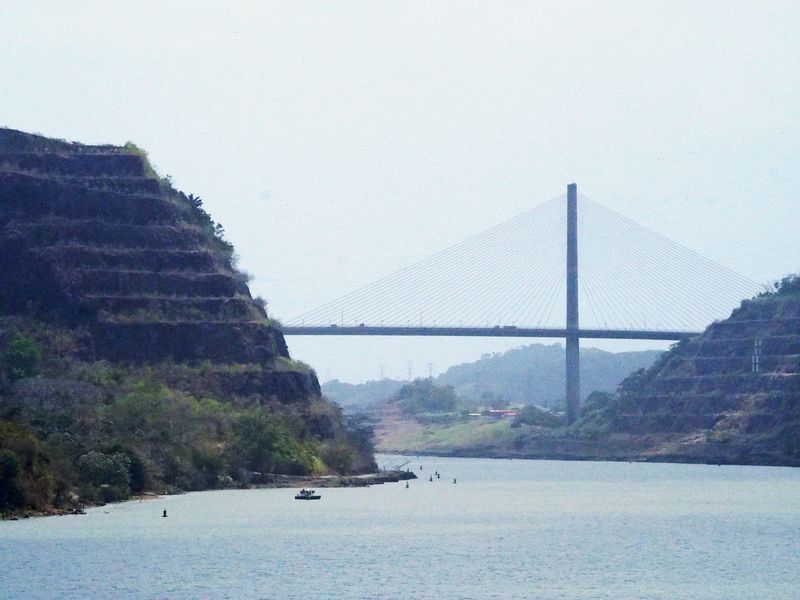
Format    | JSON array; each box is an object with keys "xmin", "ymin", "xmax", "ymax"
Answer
[
  {"xmin": 566, "ymin": 183, "xmax": 580, "ymax": 424},
  {"xmin": 282, "ymin": 182, "xmax": 759, "ymax": 420}
]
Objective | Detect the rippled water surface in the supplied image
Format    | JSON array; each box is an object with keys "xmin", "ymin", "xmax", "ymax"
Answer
[{"xmin": 2, "ymin": 455, "xmax": 800, "ymax": 599}]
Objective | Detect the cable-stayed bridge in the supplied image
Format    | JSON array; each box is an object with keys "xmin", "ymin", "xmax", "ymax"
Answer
[{"xmin": 282, "ymin": 184, "xmax": 761, "ymax": 422}]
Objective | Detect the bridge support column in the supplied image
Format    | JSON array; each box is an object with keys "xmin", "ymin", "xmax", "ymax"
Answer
[{"xmin": 566, "ymin": 183, "xmax": 580, "ymax": 424}]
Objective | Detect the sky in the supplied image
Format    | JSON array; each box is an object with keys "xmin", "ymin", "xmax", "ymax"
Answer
[{"xmin": 1, "ymin": 1, "xmax": 798, "ymax": 382}]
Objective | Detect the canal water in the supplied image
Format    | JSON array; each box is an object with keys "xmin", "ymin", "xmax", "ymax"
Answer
[{"xmin": 2, "ymin": 454, "xmax": 799, "ymax": 599}]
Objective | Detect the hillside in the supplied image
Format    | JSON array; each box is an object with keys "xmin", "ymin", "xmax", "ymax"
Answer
[
  {"xmin": 0, "ymin": 128, "xmax": 375, "ymax": 516},
  {"xmin": 324, "ymin": 344, "xmax": 662, "ymax": 409},
  {"xmin": 437, "ymin": 344, "xmax": 663, "ymax": 408},
  {"xmin": 577, "ymin": 275, "xmax": 800, "ymax": 464},
  {"xmin": 375, "ymin": 278, "xmax": 800, "ymax": 466}
]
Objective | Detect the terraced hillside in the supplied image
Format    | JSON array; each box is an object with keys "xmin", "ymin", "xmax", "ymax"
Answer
[
  {"xmin": 0, "ymin": 129, "xmax": 301, "ymax": 381},
  {"xmin": 592, "ymin": 278, "xmax": 800, "ymax": 463},
  {"xmin": 0, "ymin": 128, "xmax": 379, "ymax": 516}
]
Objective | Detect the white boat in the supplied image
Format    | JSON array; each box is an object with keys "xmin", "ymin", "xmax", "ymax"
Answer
[{"xmin": 294, "ymin": 488, "xmax": 321, "ymax": 500}]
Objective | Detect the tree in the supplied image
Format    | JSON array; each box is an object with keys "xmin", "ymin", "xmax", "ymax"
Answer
[
  {"xmin": 0, "ymin": 449, "xmax": 23, "ymax": 510},
  {"xmin": 78, "ymin": 451, "xmax": 131, "ymax": 487},
  {"xmin": 3, "ymin": 336, "xmax": 41, "ymax": 381},
  {"xmin": 393, "ymin": 379, "xmax": 459, "ymax": 415}
]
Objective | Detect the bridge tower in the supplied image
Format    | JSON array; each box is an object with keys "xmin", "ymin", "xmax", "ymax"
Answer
[{"xmin": 566, "ymin": 183, "xmax": 580, "ymax": 423}]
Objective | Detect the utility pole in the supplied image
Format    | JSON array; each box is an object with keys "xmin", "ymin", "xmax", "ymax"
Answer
[
  {"xmin": 752, "ymin": 338, "xmax": 762, "ymax": 373},
  {"xmin": 566, "ymin": 183, "xmax": 580, "ymax": 424}
]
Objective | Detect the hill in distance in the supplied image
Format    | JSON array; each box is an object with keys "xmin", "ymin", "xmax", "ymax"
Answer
[{"xmin": 323, "ymin": 343, "xmax": 664, "ymax": 410}]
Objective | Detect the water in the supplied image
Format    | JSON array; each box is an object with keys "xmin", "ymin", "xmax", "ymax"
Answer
[{"xmin": 2, "ymin": 455, "xmax": 799, "ymax": 599}]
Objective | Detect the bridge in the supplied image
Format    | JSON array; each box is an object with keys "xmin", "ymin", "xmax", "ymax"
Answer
[{"xmin": 282, "ymin": 184, "xmax": 761, "ymax": 423}]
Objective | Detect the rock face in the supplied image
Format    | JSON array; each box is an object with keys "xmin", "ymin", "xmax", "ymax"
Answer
[
  {"xmin": 550, "ymin": 280, "xmax": 800, "ymax": 466},
  {"xmin": 628, "ymin": 292, "xmax": 799, "ymax": 422},
  {"xmin": 0, "ymin": 128, "xmax": 313, "ymax": 395},
  {"xmin": 603, "ymin": 282, "xmax": 800, "ymax": 462}
]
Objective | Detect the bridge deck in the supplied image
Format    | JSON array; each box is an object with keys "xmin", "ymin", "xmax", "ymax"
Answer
[{"xmin": 281, "ymin": 325, "xmax": 698, "ymax": 341}]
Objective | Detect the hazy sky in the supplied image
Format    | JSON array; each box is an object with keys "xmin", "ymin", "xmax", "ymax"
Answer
[{"xmin": 2, "ymin": 1, "xmax": 798, "ymax": 382}]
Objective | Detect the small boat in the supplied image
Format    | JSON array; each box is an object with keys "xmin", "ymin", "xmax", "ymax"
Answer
[{"xmin": 294, "ymin": 488, "xmax": 321, "ymax": 500}]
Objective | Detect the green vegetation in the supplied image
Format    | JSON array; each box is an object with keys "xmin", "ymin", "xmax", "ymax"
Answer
[
  {"xmin": 387, "ymin": 377, "xmax": 569, "ymax": 426},
  {"xmin": 394, "ymin": 379, "xmax": 458, "ymax": 416},
  {"xmin": 0, "ymin": 129, "xmax": 379, "ymax": 517},
  {"xmin": 758, "ymin": 274, "xmax": 800, "ymax": 298},
  {"xmin": 0, "ymin": 317, "xmax": 375, "ymax": 517},
  {"xmin": 0, "ymin": 421, "xmax": 54, "ymax": 513},
  {"xmin": 512, "ymin": 403, "xmax": 565, "ymax": 428},
  {"xmin": 374, "ymin": 378, "xmax": 566, "ymax": 454},
  {"xmin": 122, "ymin": 141, "xmax": 159, "ymax": 179},
  {"xmin": 3, "ymin": 336, "xmax": 41, "ymax": 381}
]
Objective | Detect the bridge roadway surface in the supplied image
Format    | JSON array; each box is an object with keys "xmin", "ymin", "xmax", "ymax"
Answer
[{"xmin": 281, "ymin": 325, "xmax": 698, "ymax": 341}]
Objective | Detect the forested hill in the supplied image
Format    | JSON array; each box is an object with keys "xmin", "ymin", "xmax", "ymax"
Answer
[
  {"xmin": 438, "ymin": 344, "xmax": 663, "ymax": 408},
  {"xmin": 324, "ymin": 344, "xmax": 663, "ymax": 409}
]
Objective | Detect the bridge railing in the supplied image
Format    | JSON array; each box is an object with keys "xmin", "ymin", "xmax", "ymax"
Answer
[{"xmin": 280, "ymin": 325, "xmax": 698, "ymax": 341}]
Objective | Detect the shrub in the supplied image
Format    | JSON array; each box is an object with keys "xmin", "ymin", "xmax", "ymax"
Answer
[
  {"xmin": 513, "ymin": 404, "xmax": 564, "ymax": 428},
  {"xmin": 576, "ymin": 417, "xmax": 611, "ymax": 440},
  {"xmin": 321, "ymin": 442, "xmax": 355, "ymax": 474},
  {"xmin": 231, "ymin": 412, "xmax": 310, "ymax": 475},
  {"xmin": 758, "ymin": 274, "xmax": 800, "ymax": 298},
  {"xmin": 123, "ymin": 142, "xmax": 158, "ymax": 179},
  {"xmin": 580, "ymin": 391, "xmax": 615, "ymax": 417},
  {"xmin": 0, "ymin": 449, "xmax": 23, "ymax": 510},
  {"xmin": 393, "ymin": 379, "xmax": 459, "ymax": 415},
  {"xmin": 415, "ymin": 412, "xmax": 462, "ymax": 425},
  {"xmin": 3, "ymin": 336, "xmax": 41, "ymax": 381},
  {"xmin": 0, "ymin": 421, "xmax": 56, "ymax": 510},
  {"xmin": 77, "ymin": 451, "xmax": 131, "ymax": 490},
  {"xmin": 190, "ymin": 446, "xmax": 226, "ymax": 489}
]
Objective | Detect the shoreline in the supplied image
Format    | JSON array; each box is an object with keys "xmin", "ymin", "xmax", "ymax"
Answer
[
  {"xmin": 0, "ymin": 470, "xmax": 416, "ymax": 521},
  {"xmin": 251, "ymin": 469, "xmax": 417, "ymax": 488},
  {"xmin": 377, "ymin": 447, "xmax": 800, "ymax": 469}
]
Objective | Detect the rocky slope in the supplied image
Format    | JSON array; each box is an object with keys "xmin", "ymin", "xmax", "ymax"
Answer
[
  {"xmin": 581, "ymin": 276, "xmax": 800, "ymax": 465},
  {"xmin": 0, "ymin": 130, "xmax": 296, "ymax": 375},
  {"xmin": 0, "ymin": 128, "xmax": 374, "ymax": 516}
]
